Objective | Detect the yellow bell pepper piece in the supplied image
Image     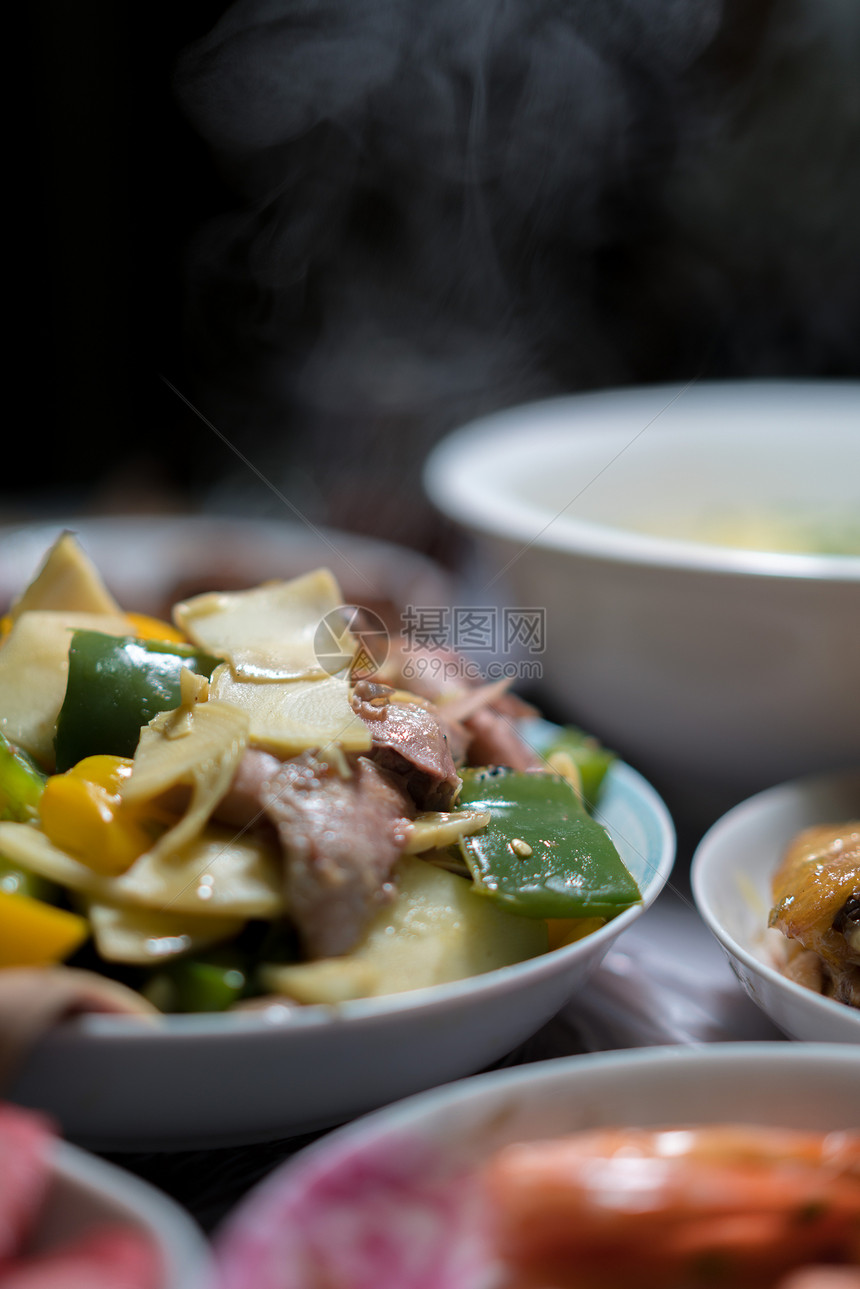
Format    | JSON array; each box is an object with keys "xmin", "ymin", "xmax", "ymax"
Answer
[
  {"xmin": 67, "ymin": 754, "xmax": 134, "ymax": 793},
  {"xmin": 39, "ymin": 756, "xmax": 157, "ymax": 876},
  {"xmin": 0, "ymin": 888, "xmax": 89, "ymax": 966},
  {"xmin": 126, "ymin": 612, "xmax": 187, "ymax": 644},
  {"xmin": 545, "ymin": 916, "xmax": 605, "ymax": 951}
]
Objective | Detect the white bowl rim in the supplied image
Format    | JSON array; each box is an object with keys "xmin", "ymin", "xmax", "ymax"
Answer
[
  {"xmin": 50, "ymin": 1140, "xmax": 213, "ymax": 1289},
  {"xmin": 691, "ymin": 766, "xmax": 860, "ymax": 1032},
  {"xmin": 0, "ymin": 512, "xmax": 454, "ymax": 602},
  {"xmin": 215, "ymin": 1040, "xmax": 860, "ymax": 1238},
  {"xmin": 46, "ymin": 756, "xmax": 674, "ymax": 1043},
  {"xmin": 423, "ymin": 379, "xmax": 860, "ymax": 581}
]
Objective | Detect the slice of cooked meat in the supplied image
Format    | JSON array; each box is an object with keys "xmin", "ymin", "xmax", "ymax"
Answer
[
  {"xmin": 382, "ymin": 641, "xmax": 537, "ymax": 716},
  {"xmin": 378, "ymin": 641, "xmax": 541, "ymax": 770},
  {"xmin": 770, "ymin": 821, "xmax": 860, "ymax": 1008},
  {"xmin": 376, "ymin": 641, "xmax": 469, "ymax": 702},
  {"xmin": 354, "ymin": 694, "xmax": 462, "ymax": 810},
  {"xmin": 462, "ymin": 706, "xmax": 544, "ymax": 772},
  {"xmin": 261, "ymin": 753, "xmax": 415, "ymax": 958},
  {"xmin": 350, "ymin": 678, "xmax": 394, "ymax": 722},
  {"xmin": 215, "ymin": 747, "xmax": 284, "ymax": 828}
]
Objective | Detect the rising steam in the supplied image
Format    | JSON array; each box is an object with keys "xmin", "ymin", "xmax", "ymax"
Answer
[{"xmin": 175, "ymin": 0, "xmax": 860, "ymax": 545}]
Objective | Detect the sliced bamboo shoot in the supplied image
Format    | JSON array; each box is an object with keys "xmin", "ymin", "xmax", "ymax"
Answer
[
  {"xmin": 210, "ymin": 666, "xmax": 370, "ymax": 755},
  {"xmin": 7, "ymin": 532, "xmax": 123, "ymax": 625},
  {"xmin": 122, "ymin": 699, "xmax": 250, "ymax": 859},
  {"xmin": 403, "ymin": 809, "xmax": 491, "ymax": 854},
  {"xmin": 260, "ymin": 957, "xmax": 378, "ymax": 1005},
  {"xmin": 0, "ymin": 820, "xmax": 283, "ymax": 919},
  {"xmin": 173, "ymin": 570, "xmax": 351, "ymax": 681},
  {"xmin": 111, "ymin": 826, "xmax": 284, "ymax": 918},
  {"xmin": 0, "ymin": 821, "xmax": 114, "ymax": 898},
  {"xmin": 262, "ymin": 855, "xmax": 547, "ymax": 1002},
  {"xmin": 87, "ymin": 901, "xmax": 244, "ymax": 964}
]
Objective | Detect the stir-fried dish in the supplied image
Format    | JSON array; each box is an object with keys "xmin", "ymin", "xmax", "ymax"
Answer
[
  {"xmin": 0, "ymin": 532, "xmax": 639, "ymax": 1014},
  {"xmin": 480, "ymin": 1124, "xmax": 860, "ymax": 1288},
  {"xmin": 769, "ymin": 823, "xmax": 860, "ymax": 1009}
]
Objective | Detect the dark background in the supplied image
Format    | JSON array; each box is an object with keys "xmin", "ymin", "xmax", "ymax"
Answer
[
  {"xmin": 17, "ymin": 1, "xmax": 860, "ymax": 550},
  {"xmin": 22, "ymin": 3, "xmax": 236, "ymax": 520}
]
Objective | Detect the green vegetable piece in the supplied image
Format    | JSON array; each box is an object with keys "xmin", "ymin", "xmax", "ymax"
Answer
[
  {"xmin": 147, "ymin": 954, "xmax": 248, "ymax": 1013},
  {"xmin": 456, "ymin": 767, "xmax": 640, "ymax": 920},
  {"xmin": 0, "ymin": 732, "xmax": 47, "ymax": 821},
  {"xmin": 0, "ymin": 736, "xmax": 59, "ymax": 899},
  {"xmin": 54, "ymin": 631, "xmax": 221, "ymax": 771},
  {"xmin": 0, "ymin": 856, "xmax": 60, "ymax": 902},
  {"xmin": 544, "ymin": 726, "xmax": 616, "ymax": 806}
]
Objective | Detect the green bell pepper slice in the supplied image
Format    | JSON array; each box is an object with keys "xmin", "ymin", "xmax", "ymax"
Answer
[
  {"xmin": 0, "ymin": 856, "xmax": 61, "ymax": 902},
  {"xmin": 543, "ymin": 726, "xmax": 616, "ymax": 807},
  {"xmin": 0, "ymin": 729, "xmax": 58, "ymax": 897},
  {"xmin": 456, "ymin": 767, "xmax": 640, "ymax": 920},
  {"xmin": 0, "ymin": 731, "xmax": 47, "ymax": 821},
  {"xmin": 145, "ymin": 952, "xmax": 249, "ymax": 1013},
  {"xmin": 54, "ymin": 631, "xmax": 222, "ymax": 772}
]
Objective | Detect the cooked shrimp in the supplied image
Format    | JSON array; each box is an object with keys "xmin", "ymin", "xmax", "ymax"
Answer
[{"xmin": 481, "ymin": 1125, "xmax": 860, "ymax": 1289}]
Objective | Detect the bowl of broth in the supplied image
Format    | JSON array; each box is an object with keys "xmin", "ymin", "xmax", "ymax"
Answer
[{"xmin": 424, "ymin": 379, "xmax": 860, "ymax": 830}]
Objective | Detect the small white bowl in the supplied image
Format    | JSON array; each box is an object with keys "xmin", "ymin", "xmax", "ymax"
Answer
[
  {"xmin": 213, "ymin": 1043, "xmax": 860, "ymax": 1289},
  {"xmin": 30, "ymin": 1139, "xmax": 212, "ymax": 1289},
  {"xmin": 9, "ymin": 737, "xmax": 674, "ymax": 1150},
  {"xmin": 424, "ymin": 379, "xmax": 860, "ymax": 824},
  {"xmin": 691, "ymin": 767, "xmax": 860, "ymax": 1043}
]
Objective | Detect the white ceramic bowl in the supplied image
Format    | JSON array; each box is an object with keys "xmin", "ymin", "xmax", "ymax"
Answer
[
  {"xmin": 213, "ymin": 1043, "xmax": 860, "ymax": 1289},
  {"xmin": 0, "ymin": 513, "xmax": 453, "ymax": 623},
  {"xmin": 8, "ymin": 731, "xmax": 674, "ymax": 1151},
  {"xmin": 1, "ymin": 516, "xmax": 672, "ymax": 1148},
  {"xmin": 424, "ymin": 380, "xmax": 860, "ymax": 825},
  {"xmin": 692, "ymin": 767, "xmax": 860, "ymax": 1043},
  {"xmin": 30, "ymin": 1139, "xmax": 212, "ymax": 1288}
]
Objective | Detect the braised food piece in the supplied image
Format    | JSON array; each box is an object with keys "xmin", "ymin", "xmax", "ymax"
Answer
[
  {"xmin": 261, "ymin": 753, "xmax": 415, "ymax": 958},
  {"xmin": 770, "ymin": 822, "xmax": 860, "ymax": 1008},
  {"xmin": 214, "ymin": 747, "xmax": 283, "ymax": 831},
  {"xmin": 460, "ymin": 706, "xmax": 544, "ymax": 772},
  {"xmin": 355, "ymin": 691, "xmax": 462, "ymax": 810},
  {"xmin": 378, "ymin": 640, "xmax": 544, "ymax": 772}
]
